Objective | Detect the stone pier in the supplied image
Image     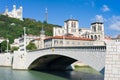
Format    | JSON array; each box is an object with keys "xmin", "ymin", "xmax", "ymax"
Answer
[
  {"xmin": 105, "ymin": 39, "xmax": 120, "ymax": 80},
  {"xmin": 0, "ymin": 53, "xmax": 12, "ymax": 66}
]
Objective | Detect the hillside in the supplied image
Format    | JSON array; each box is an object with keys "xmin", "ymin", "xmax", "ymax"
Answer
[{"xmin": 0, "ymin": 15, "xmax": 61, "ymax": 43}]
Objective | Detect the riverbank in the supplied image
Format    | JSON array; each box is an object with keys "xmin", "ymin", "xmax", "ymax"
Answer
[{"xmin": 74, "ymin": 65, "xmax": 103, "ymax": 75}]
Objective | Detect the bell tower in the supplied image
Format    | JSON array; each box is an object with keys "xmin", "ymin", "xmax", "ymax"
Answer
[
  {"xmin": 91, "ymin": 22, "xmax": 104, "ymax": 40},
  {"xmin": 64, "ymin": 18, "xmax": 79, "ymax": 36}
]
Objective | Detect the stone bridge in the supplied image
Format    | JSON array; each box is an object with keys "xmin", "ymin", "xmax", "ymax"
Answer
[{"xmin": 12, "ymin": 46, "xmax": 106, "ymax": 72}]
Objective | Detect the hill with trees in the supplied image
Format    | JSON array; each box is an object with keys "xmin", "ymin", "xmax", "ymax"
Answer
[{"xmin": 0, "ymin": 15, "xmax": 61, "ymax": 44}]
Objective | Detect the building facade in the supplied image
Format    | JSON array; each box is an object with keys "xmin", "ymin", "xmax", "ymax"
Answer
[
  {"xmin": 3, "ymin": 5, "xmax": 23, "ymax": 20},
  {"xmin": 53, "ymin": 19, "xmax": 104, "ymax": 41},
  {"xmin": 16, "ymin": 19, "xmax": 105, "ymax": 50}
]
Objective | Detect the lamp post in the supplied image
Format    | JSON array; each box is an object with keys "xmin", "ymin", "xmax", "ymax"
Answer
[
  {"xmin": 24, "ymin": 27, "xmax": 26, "ymax": 51},
  {"xmin": 6, "ymin": 38, "xmax": 9, "ymax": 53}
]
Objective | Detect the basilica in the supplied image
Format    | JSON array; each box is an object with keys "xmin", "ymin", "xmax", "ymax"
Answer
[{"xmin": 3, "ymin": 5, "xmax": 23, "ymax": 20}]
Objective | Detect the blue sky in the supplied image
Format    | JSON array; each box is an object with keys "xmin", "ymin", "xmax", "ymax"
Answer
[{"xmin": 0, "ymin": 0, "xmax": 120, "ymax": 37}]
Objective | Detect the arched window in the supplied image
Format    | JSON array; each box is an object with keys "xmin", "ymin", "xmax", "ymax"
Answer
[
  {"xmin": 91, "ymin": 35, "xmax": 93, "ymax": 39},
  {"xmin": 71, "ymin": 22, "xmax": 74, "ymax": 27},
  {"xmin": 98, "ymin": 35, "xmax": 100, "ymax": 40},
  {"xmin": 94, "ymin": 35, "xmax": 97, "ymax": 40},
  {"xmin": 92, "ymin": 26, "xmax": 96, "ymax": 32},
  {"xmin": 98, "ymin": 26, "xmax": 102, "ymax": 31},
  {"xmin": 74, "ymin": 22, "xmax": 76, "ymax": 27}
]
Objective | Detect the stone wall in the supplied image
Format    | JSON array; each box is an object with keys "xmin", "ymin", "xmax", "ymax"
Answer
[
  {"xmin": 12, "ymin": 51, "xmax": 27, "ymax": 69},
  {"xmin": 105, "ymin": 39, "xmax": 120, "ymax": 80},
  {"xmin": 0, "ymin": 53, "xmax": 12, "ymax": 66}
]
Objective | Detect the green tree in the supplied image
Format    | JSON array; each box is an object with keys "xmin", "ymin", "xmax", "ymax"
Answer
[
  {"xmin": 0, "ymin": 40, "xmax": 10, "ymax": 53},
  {"xmin": 11, "ymin": 46, "xmax": 19, "ymax": 53},
  {"xmin": 0, "ymin": 15, "xmax": 61, "ymax": 44},
  {"xmin": 26, "ymin": 42, "xmax": 37, "ymax": 51}
]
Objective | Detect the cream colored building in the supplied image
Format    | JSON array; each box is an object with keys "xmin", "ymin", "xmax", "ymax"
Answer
[
  {"xmin": 32, "ymin": 19, "xmax": 105, "ymax": 49},
  {"xmin": 53, "ymin": 19, "xmax": 104, "ymax": 41},
  {"xmin": 44, "ymin": 36, "xmax": 105, "ymax": 48},
  {"xmin": 3, "ymin": 5, "xmax": 23, "ymax": 20},
  {"xmin": 16, "ymin": 19, "xmax": 105, "ymax": 50}
]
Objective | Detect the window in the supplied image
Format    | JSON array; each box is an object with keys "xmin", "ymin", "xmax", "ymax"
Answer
[
  {"xmin": 62, "ymin": 30, "xmax": 64, "ymax": 34},
  {"xmin": 58, "ymin": 29, "xmax": 60, "ymax": 34},
  {"xmin": 94, "ymin": 35, "xmax": 97, "ymax": 40},
  {"xmin": 72, "ymin": 42, "xmax": 75, "ymax": 44},
  {"xmin": 98, "ymin": 26, "xmax": 102, "ymax": 31},
  {"xmin": 71, "ymin": 22, "xmax": 74, "ymax": 27},
  {"xmin": 91, "ymin": 35, "xmax": 93, "ymax": 39},
  {"xmin": 67, "ymin": 41, "xmax": 69, "ymax": 44},
  {"xmin": 74, "ymin": 22, "xmax": 76, "ymax": 27},
  {"xmin": 92, "ymin": 26, "xmax": 96, "ymax": 32},
  {"xmin": 54, "ymin": 40, "xmax": 58, "ymax": 45},
  {"xmin": 60, "ymin": 41, "xmax": 63, "ymax": 44},
  {"xmin": 78, "ymin": 42, "xmax": 80, "ymax": 45}
]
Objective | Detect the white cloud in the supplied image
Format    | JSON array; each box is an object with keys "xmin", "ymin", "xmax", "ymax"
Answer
[
  {"xmin": 109, "ymin": 16, "xmax": 120, "ymax": 31},
  {"xmin": 95, "ymin": 15, "xmax": 104, "ymax": 22},
  {"xmin": 102, "ymin": 5, "xmax": 110, "ymax": 12}
]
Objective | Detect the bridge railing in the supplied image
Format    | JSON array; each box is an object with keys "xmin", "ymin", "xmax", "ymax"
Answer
[{"xmin": 28, "ymin": 46, "xmax": 106, "ymax": 53}]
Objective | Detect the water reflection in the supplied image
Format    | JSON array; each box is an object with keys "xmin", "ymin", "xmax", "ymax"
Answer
[
  {"xmin": 0, "ymin": 67, "xmax": 104, "ymax": 80},
  {"xmin": 39, "ymin": 70, "xmax": 104, "ymax": 80}
]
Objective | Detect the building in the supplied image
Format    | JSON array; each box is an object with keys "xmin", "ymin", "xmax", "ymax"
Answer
[
  {"xmin": 53, "ymin": 18, "xmax": 104, "ymax": 41},
  {"xmin": 3, "ymin": 5, "xmax": 23, "ymax": 20},
  {"xmin": 10, "ymin": 38, "xmax": 19, "ymax": 48},
  {"xmin": 16, "ymin": 19, "xmax": 106, "ymax": 50},
  {"xmin": 0, "ymin": 37, "xmax": 6, "ymax": 43},
  {"xmin": 32, "ymin": 19, "xmax": 105, "ymax": 49},
  {"xmin": 44, "ymin": 36, "xmax": 105, "ymax": 49},
  {"xmin": 11, "ymin": 34, "xmax": 39, "ymax": 51}
]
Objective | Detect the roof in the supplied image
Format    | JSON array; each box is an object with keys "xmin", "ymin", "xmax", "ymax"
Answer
[
  {"xmin": 64, "ymin": 19, "xmax": 78, "ymax": 22},
  {"xmin": 45, "ymin": 36, "xmax": 93, "ymax": 41},
  {"xmin": 91, "ymin": 22, "xmax": 103, "ymax": 25}
]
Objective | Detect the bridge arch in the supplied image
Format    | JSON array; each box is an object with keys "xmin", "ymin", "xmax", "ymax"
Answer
[
  {"xmin": 26, "ymin": 47, "xmax": 106, "ymax": 72},
  {"xmin": 28, "ymin": 54, "xmax": 77, "ymax": 70}
]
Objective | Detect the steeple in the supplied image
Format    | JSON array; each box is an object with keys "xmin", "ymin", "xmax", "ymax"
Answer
[
  {"xmin": 45, "ymin": 8, "xmax": 48, "ymax": 23},
  {"xmin": 40, "ymin": 25, "xmax": 45, "ymax": 49},
  {"xmin": 5, "ymin": 6, "xmax": 8, "ymax": 15},
  {"xmin": 40, "ymin": 26, "xmax": 45, "ymax": 35},
  {"xmin": 13, "ymin": 5, "xmax": 16, "ymax": 10}
]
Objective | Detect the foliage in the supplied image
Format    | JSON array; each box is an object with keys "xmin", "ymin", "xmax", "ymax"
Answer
[
  {"xmin": 0, "ymin": 40, "xmax": 10, "ymax": 53},
  {"xmin": 26, "ymin": 42, "xmax": 37, "ymax": 51},
  {"xmin": 11, "ymin": 46, "xmax": 19, "ymax": 53},
  {"xmin": 0, "ymin": 15, "xmax": 61, "ymax": 44}
]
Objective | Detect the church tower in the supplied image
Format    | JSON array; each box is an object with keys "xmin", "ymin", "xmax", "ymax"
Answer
[
  {"xmin": 40, "ymin": 26, "xmax": 45, "ymax": 39},
  {"xmin": 40, "ymin": 26, "xmax": 45, "ymax": 48},
  {"xmin": 91, "ymin": 22, "xmax": 104, "ymax": 40},
  {"xmin": 64, "ymin": 18, "xmax": 79, "ymax": 36},
  {"xmin": 4, "ymin": 6, "xmax": 8, "ymax": 15}
]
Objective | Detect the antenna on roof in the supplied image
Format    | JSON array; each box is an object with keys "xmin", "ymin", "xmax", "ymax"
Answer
[
  {"xmin": 45, "ymin": 8, "xmax": 48, "ymax": 23},
  {"xmin": 70, "ymin": 15, "xmax": 73, "ymax": 19}
]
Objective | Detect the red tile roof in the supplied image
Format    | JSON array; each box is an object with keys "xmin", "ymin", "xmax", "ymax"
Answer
[{"xmin": 45, "ymin": 36, "xmax": 93, "ymax": 41}]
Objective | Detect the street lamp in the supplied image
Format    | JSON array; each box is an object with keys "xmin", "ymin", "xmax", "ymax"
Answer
[
  {"xmin": 24, "ymin": 27, "xmax": 27, "ymax": 54},
  {"xmin": 6, "ymin": 38, "xmax": 9, "ymax": 53}
]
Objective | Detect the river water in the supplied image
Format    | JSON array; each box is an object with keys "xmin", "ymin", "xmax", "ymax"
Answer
[{"xmin": 0, "ymin": 67, "xmax": 104, "ymax": 80}]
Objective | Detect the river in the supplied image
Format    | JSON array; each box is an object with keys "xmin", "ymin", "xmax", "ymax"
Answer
[{"xmin": 0, "ymin": 67, "xmax": 104, "ymax": 80}]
